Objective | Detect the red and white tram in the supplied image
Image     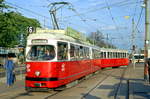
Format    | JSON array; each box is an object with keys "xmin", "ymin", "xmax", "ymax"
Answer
[{"xmin": 25, "ymin": 29, "xmax": 129, "ymax": 91}]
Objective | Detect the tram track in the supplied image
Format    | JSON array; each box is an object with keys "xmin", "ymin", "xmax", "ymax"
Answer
[
  {"xmin": 43, "ymin": 67, "xmax": 128, "ymax": 99},
  {"xmin": 80, "ymin": 66, "xmax": 128, "ymax": 99},
  {"xmin": 44, "ymin": 91, "xmax": 61, "ymax": 99},
  {"xmin": 43, "ymin": 69, "xmax": 113, "ymax": 99},
  {"xmin": 114, "ymin": 66, "xmax": 128, "ymax": 99},
  {"xmin": 80, "ymin": 70, "xmax": 114, "ymax": 99}
]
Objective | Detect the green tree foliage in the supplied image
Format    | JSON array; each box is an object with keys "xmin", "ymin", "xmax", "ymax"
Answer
[{"xmin": 0, "ymin": 0, "xmax": 41, "ymax": 47}]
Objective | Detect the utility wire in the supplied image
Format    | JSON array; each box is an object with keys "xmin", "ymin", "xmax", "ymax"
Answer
[
  {"xmin": 135, "ymin": 7, "xmax": 144, "ymax": 32},
  {"xmin": 105, "ymin": 0, "xmax": 118, "ymax": 30},
  {"xmin": 71, "ymin": 7, "xmax": 100, "ymax": 31},
  {"xmin": 133, "ymin": 0, "xmax": 139, "ymax": 19},
  {"xmin": 62, "ymin": 0, "xmax": 140, "ymax": 19},
  {"xmin": 5, "ymin": 1, "xmax": 52, "ymax": 28},
  {"xmin": 5, "ymin": 1, "xmax": 50, "ymax": 19}
]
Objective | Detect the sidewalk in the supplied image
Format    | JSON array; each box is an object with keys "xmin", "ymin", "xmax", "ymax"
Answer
[
  {"xmin": 0, "ymin": 74, "xmax": 24, "ymax": 84},
  {"xmin": 128, "ymin": 63, "xmax": 150, "ymax": 99}
]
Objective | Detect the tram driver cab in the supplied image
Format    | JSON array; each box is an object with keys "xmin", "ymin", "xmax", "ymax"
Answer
[{"xmin": 27, "ymin": 45, "xmax": 55, "ymax": 61}]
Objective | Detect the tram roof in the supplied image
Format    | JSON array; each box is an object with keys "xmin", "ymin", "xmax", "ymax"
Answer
[
  {"xmin": 100, "ymin": 48, "xmax": 128, "ymax": 53},
  {"xmin": 27, "ymin": 28, "xmax": 91, "ymax": 46},
  {"xmin": 27, "ymin": 28, "xmax": 128, "ymax": 52}
]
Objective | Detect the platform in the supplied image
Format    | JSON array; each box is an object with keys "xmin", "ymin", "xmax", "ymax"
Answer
[{"xmin": 0, "ymin": 63, "xmax": 150, "ymax": 99}]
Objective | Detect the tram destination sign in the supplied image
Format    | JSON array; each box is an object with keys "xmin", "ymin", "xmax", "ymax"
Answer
[{"xmin": 31, "ymin": 39, "xmax": 48, "ymax": 44}]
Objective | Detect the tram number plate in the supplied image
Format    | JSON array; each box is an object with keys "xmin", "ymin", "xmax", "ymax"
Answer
[{"xmin": 34, "ymin": 83, "xmax": 41, "ymax": 87}]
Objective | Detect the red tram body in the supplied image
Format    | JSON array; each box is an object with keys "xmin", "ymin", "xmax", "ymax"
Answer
[{"xmin": 25, "ymin": 29, "xmax": 129, "ymax": 91}]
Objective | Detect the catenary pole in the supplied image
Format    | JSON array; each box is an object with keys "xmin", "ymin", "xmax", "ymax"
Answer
[{"xmin": 145, "ymin": 0, "xmax": 150, "ymax": 59}]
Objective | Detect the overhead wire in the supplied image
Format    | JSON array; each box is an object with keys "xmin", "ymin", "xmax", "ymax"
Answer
[
  {"xmin": 135, "ymin": 7, "xmax": 144, "ymax": 33},
  {"xmin": 60, "ymin": 0, "xmax": 141, "ymax": 31},
  {"xmin": 133, "ymin": 0, "xmax": 139, "ymax": 18},
  {"xmin": 5, "ymin": 1, "xmax": 50, "ymax": 19},
  {"xmin": 61, "ymin": 0, "xmax": 140, "ymax": 19},
  {"xmin": 5, "ymin": 1, "xmax": 52, "ymax": 28},
  {"xmin": 104, "ymin": 0, "xmax": 118, "ymax": 30},
  {"xmin": 71, "ymin": 8, "xmax": 100, "ymax": 31}
]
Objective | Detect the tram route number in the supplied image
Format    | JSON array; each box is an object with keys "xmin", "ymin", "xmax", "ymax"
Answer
[{"xmin": 28, "ymin": 26, "xmax": 36, "ymax": 34}]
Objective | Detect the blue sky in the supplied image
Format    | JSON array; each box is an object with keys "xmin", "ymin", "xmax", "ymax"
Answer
[{"xmin": 5, "ymin": 0, "xmax": 145, "ymax": 51}]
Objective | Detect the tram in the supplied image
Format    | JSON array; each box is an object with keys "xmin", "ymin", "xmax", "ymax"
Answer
[{"xmin": 25, "ymin": 28, "xmax": 129, "ymax": 91}]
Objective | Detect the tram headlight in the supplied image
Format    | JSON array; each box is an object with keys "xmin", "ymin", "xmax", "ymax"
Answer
[{"xmin": 35, "ymin": 71, "xmax": 40, "ymax": 76}]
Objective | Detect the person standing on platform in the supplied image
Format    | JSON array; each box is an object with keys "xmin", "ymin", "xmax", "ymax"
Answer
[
  {"xmin": 144, "ymin": 60, "xmax": 149, "ymax": 83},
  {"xmin": 4, "ymin": 53, "xmax": 15, "ymax": 87},
  {"xmin": 147, "ymin": 58, "xmax": 150, "ymax": 83}
]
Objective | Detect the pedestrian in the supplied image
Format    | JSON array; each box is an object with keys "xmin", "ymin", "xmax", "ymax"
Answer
[
  {"xmin": 144, "ymin": 62, "xmax": 149, "ymax": 83},
  {"xmin": 147, "ymin": 58, "xmax": 150, "ymax": 83},
  {"xmin": 4, "ymin": 53, "xmax": 15, "ymax": 87}
]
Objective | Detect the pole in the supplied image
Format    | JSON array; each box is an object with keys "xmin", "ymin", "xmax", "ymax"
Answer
[
  {"xmin": 144, "ymin": 0, "xmax": 150, "ymax": 81},
  {"xmin": 44, "ymin": 16, "xmax": 46, "ymax": 28},
  {"xmin": 145, "ymin": 0, "xmax": 150, "ymax": 59},
  {"xmin": 93, "ymin": 32, "xmax": 95, "ymax": 45},
  {"xmin": 107, "ymin": 34, "xmax": 109, "ymax": 48},
  {"xmin": 132, "ymin": 18, "xmax": 135, "ymax": 69}
]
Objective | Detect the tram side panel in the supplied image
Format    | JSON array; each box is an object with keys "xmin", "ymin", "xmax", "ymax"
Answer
[
  {"xmin": 57, "ymin": 59, "xmax": 93, "ymax": 87},
  {"xmin": 101, "ymin": 58, "xmax": 129, "ymax": 68}
]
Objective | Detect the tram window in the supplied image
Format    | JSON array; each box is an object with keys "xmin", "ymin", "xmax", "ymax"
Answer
[
  {"xmin": 117, "ymin": 52, "xmax": 119, "ymax": 58},
  {"xmin": 83, "ymin": 47, "xmax": 87, "ymax": 59},
  {"xmin": 99, "ymin": 51, "xmax": 101, "ymax": 58},
  {"xmin": 118, "ymin": 53, "xmax": 120, "ymax": 58},
  {"xmin": 27, "ymin": 45, "xmax": 55, "ymax": 61},
  {"xmin": 92, "ymin": 49, "xmax": 98, "ymax": 59},
  {"xmin": 108, "ymin": 52, "xmax": 110, "ymax": 58},
  {"xmin": 85, "ymin": 47, "xmax": 90, "ymax": 59},
  {"xmin": 97, "ymin": 50, "xmax": 99, "ymax": 58},
  {"xmin": 70, "ymin": 44, "xmax": 75, "ymax": 60},
  {"xmin": 102, "ymin": 52, "xmax": 104, "ymax": 58},
  {"xmin": 125, "ymin": 53, "xmax": 127, "ymax": 58},
  {"xmin": 79, "ymin": 46, "xmax": 84, "ymax": 59},
  {"xmin": 124, "ymin": 53, "xmax": 126, "ymax": 58},
  {"xmin": 120, "ymin": 53, "xmax": 122, "ymax": 58},
  {"xmin": 92, "ymin": 49, "xmax": 94, "ymax": 58},
  {"xmin": 115, "ymin": 52, "xmax": 117, "ymax": 58},
  {"xmin": 113, "ymin": 52, "xmax": 115, "ymax": 58},
  {"xmin": 110, "ymin": 52, "xmax": 112, "ymax": 58},
  {"xmin": 119, "ymin": 53, "xmax": 121, "ymax": 58},
  {"xmin": 101, "ymin": 52, "xmax": 103, "ymax": 58},
  {"xmin": 123, "ymin": 53, "xmax": 124, "ymax": 58},
  {"xmin": 57, "ymin": 42, "xmax": 68, "ymax": 60},
  {"xmin": 75, "ymin": 45, "xmax": 80, "ymax": 59},
  {"xmin": 104, "ymin": 52, "xmax": 106, "ymax": 58}
]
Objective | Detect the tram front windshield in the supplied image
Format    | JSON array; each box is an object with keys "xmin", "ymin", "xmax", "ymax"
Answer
[{"xmin": 27, "ymin": 45, "xmax": 55, "ymax": 61}]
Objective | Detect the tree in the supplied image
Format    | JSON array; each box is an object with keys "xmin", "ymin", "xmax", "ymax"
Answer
[
  {"xmin": 0, "ymin": 0, "xmax": 11, "ymax": 12},
  {"xmin": 88, "ymin": 30, "xmax": 116, "ymax": 48},
  {"xmin": 0, "ymin": 0, "xmax": 41, "ymax": 47}
]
